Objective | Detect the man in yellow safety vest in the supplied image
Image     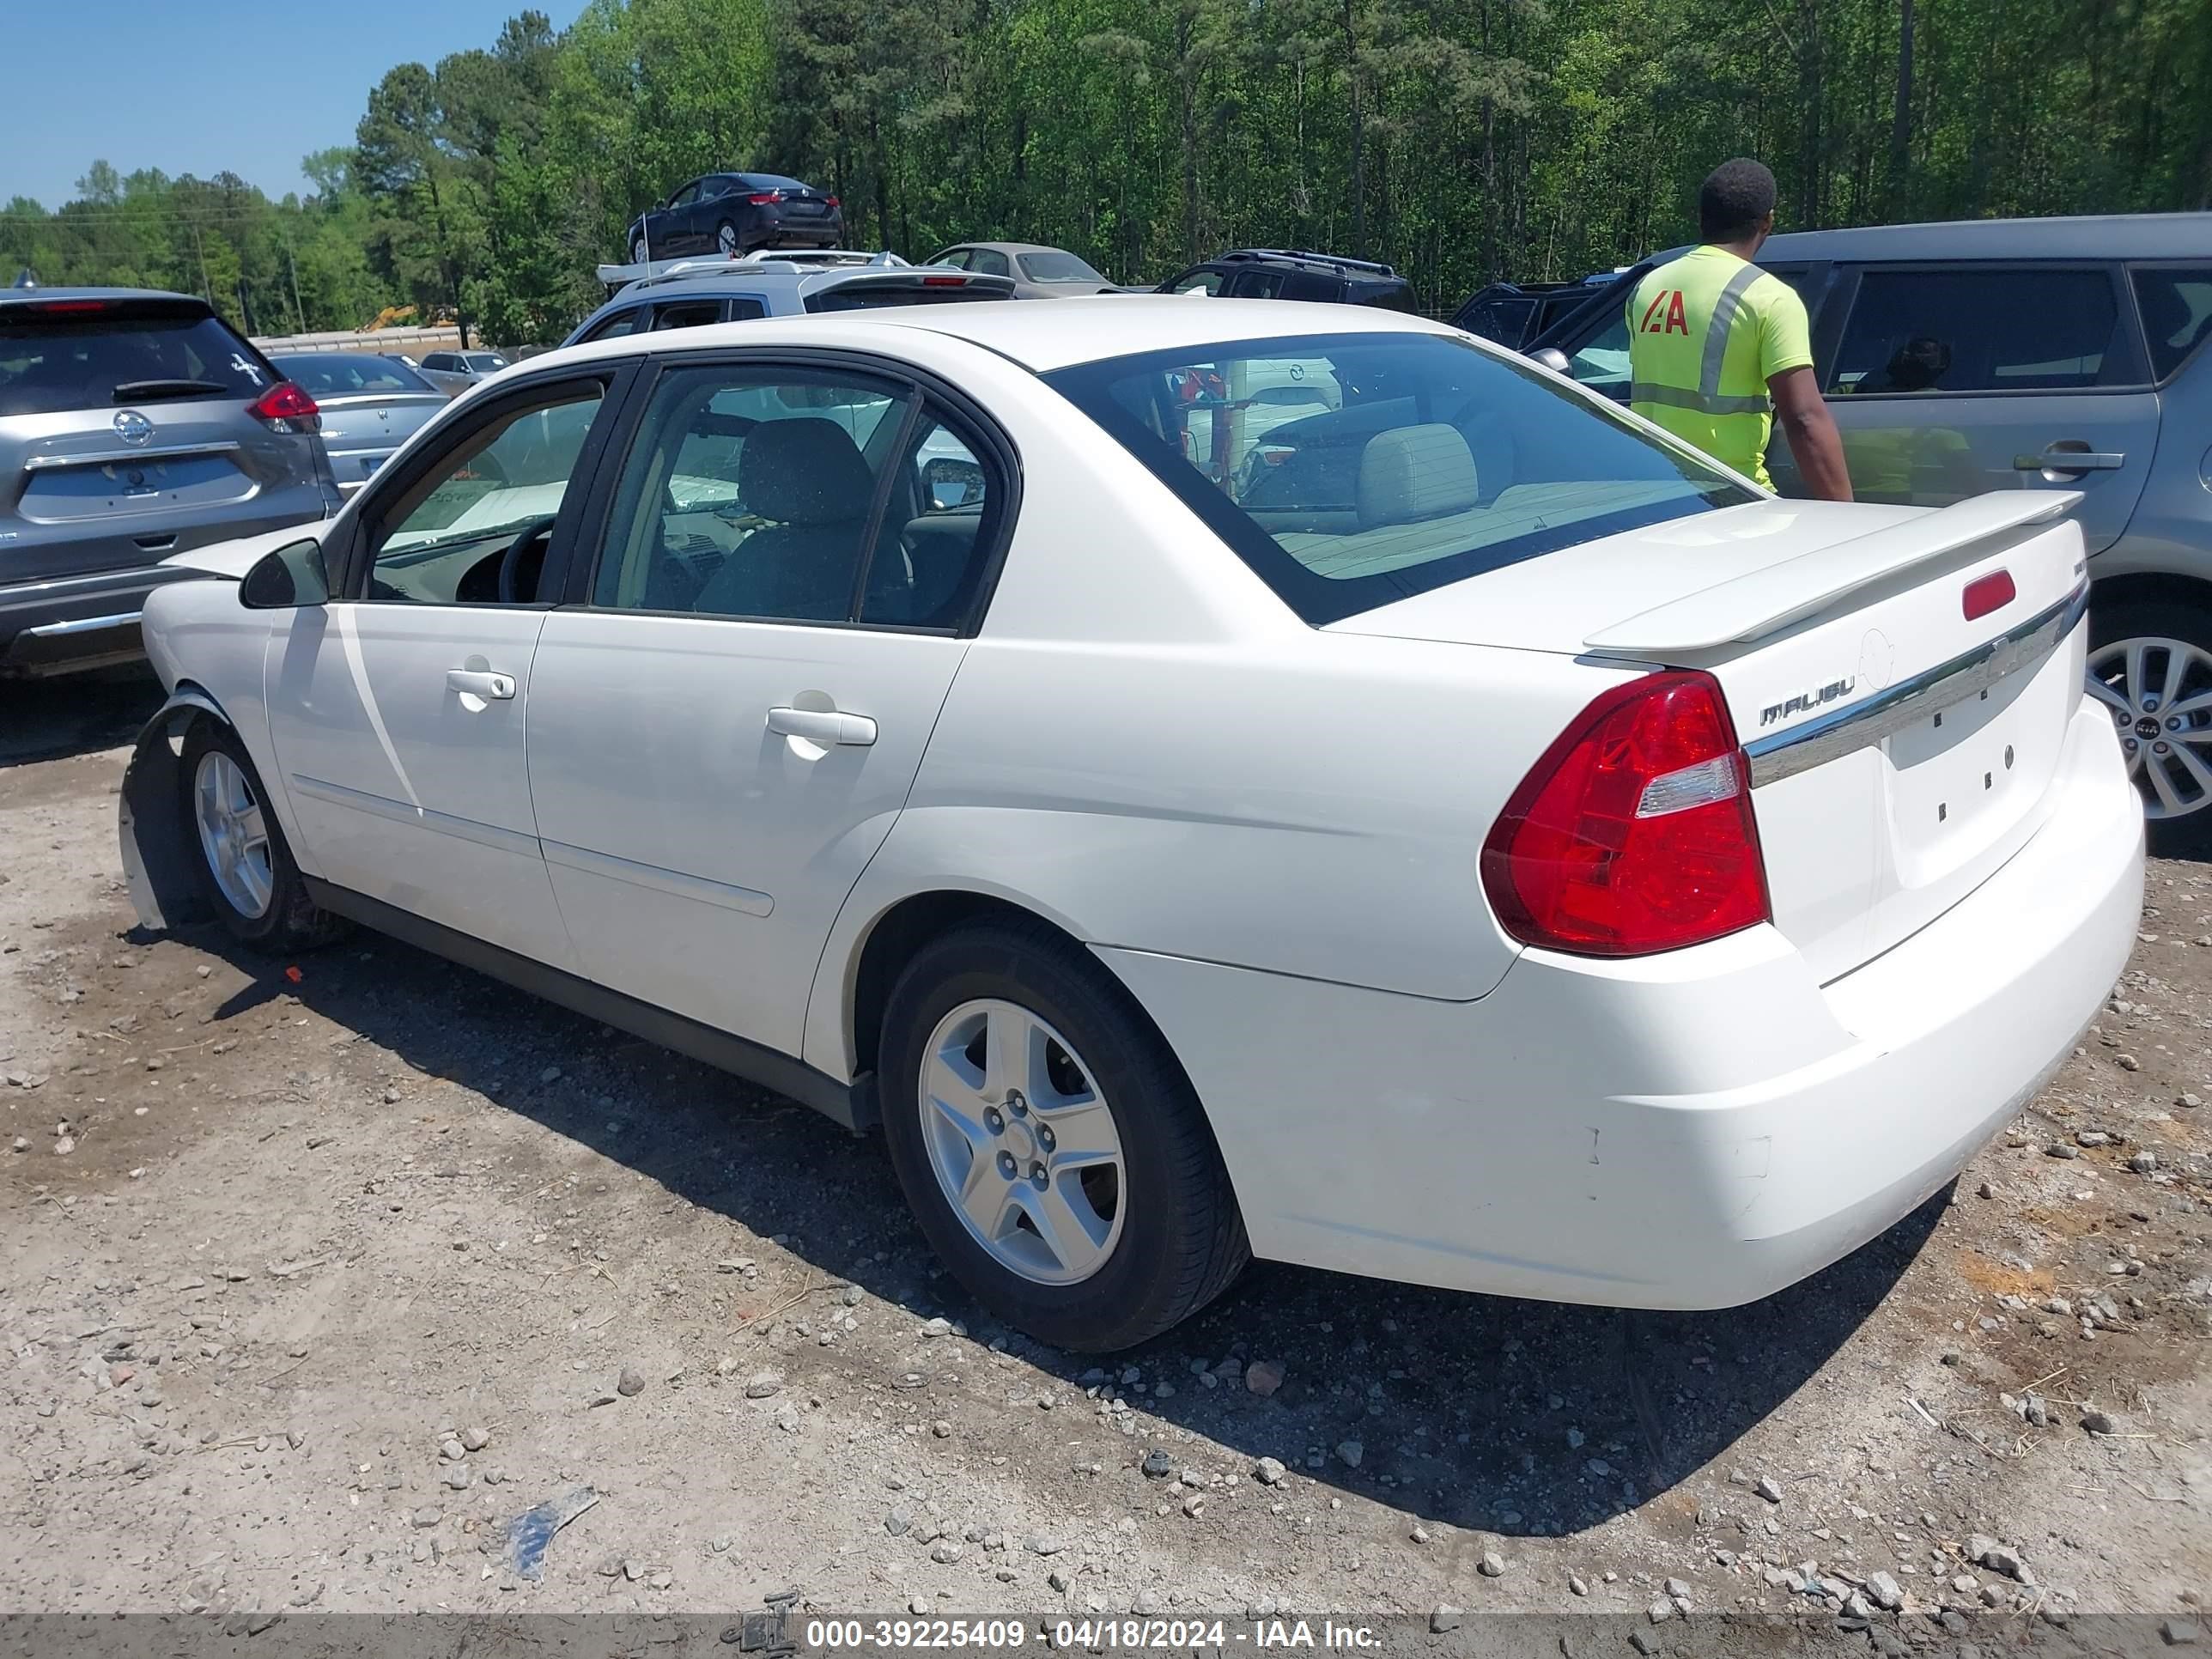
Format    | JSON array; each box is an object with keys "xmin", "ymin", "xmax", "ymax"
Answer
[{"xmin": 1626, "ymin": 159, "xmax": 1852, "ymax": 500}]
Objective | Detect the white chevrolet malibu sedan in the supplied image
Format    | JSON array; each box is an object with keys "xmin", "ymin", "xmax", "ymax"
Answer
[{"xmin": 119, "ymin": 298, "xmax": 2143, "ymax": 1352}]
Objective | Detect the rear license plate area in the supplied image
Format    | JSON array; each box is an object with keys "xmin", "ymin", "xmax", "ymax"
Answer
[{"xmin": 1881, "ymin": 653, "xmax": 2065, "ymax": 881}]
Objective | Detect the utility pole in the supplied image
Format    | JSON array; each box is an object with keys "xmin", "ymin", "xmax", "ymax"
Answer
[
  {"xmin": 189, "ymin": 221, "xmax": 212, "ymax": 305},
  {"xmin": 285, "ymin": 239, "xmax": 306, "ymax": 333}
]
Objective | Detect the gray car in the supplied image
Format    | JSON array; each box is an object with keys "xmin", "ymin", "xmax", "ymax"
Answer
[
  {"xmin": 415, "ymin": 349, "xmax": 512, "ymax": 398},
  {"xmin": 0, "ymin": 288, "xmax": 336, "ymax": 676},
  {"xmin": 924, "ymin": 242, "xmax": 1126, "ymax": 297},
  {"xmin": 1529, "ymin": 212, "xmax": 2212, "ymax": 848},
  {"xmin": 563, "ymin": 257, "xmax": 1016, "ymax": 347},
  {"xmin": 272, "ymin": 352, "xmax": 447, "ymax": 495}
]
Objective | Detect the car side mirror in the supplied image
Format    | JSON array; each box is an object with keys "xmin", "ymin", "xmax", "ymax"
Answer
[
  {"xmin": 240, "ymin": 538, "xmax": 331, "ymax": 609},
  {"xmin": 922, "ymin": 454, "xmax": 982, "ymax": 510},
  {"xmin": 1528, "ymin": 346, "xmax": 1573, "ymax": 376}
]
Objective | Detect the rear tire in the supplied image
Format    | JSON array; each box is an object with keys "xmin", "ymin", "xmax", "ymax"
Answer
[
  {"xmin": 878, "ymin": 919, "xmax": 1248, "ymax": 1352},
  {"xmin": 2088, "ymin": 597, "xmax": 2212, "ymax": 859},
  {"xmin": 178, "ymin": 720, "xmax": 346, "ymax": 952},
  {"xmin": 715, "ymin": 221, "xmax": 740, "ymax": 258},
  {"xmin": 630, "ymin": 234, "xmax": 648, "ymax": 264}
]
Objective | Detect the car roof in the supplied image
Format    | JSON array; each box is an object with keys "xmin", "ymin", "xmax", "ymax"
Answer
[
  {"xmin": 943, "ymin": 242, "xmax": 1078, "ymax": 258},
  {"xmin": 0, "ymin": 285, "xmax": 210, "ymax": 311},
  {"xmin": 1750, "ymin": 211, "xmax": 2212, "ymax": 263},
  {"xmin": 550, "ymin": 295, "xmax": 1444, "ymax": 376}
]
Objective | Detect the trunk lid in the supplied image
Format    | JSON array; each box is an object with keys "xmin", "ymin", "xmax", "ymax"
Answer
[{"xmin": 1334, "ymin": 492, "xmax": 2094, "ymax": 982}]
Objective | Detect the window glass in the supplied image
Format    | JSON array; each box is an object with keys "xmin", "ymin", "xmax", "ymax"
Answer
[
  {"xmin": 1169, "ymin": 270, "xmax": 1224, "ymax": 295},
  {"xmin": 1828, "ymin": 269, "xmax": 2120, "ymax": 394},
  {"xmin": 1018, "ymin": 251, "xmax": 1106, "ymax": 283},
  {"xmin": 966, "ymin": 249, "xmax": 1011, "ymax": 277},
  {"xmin": 652, "ymin": 300, "xmax": 723, "ymax": 331},
  {"xmin": 1231, "ymin": 269, "xmax": 1286, "ymax": 298},
  {"xmin": 860, "ymin": 416, "xmax": 1002, "ymax": 628},
  {"xmin": 0, "ymin": 306, "xmax": 272, "ymax": 416},
  {"xmin": 929, "ymin": 249, "xmax": 971, "ymax": 269},
  {"xmin": 592, "ymin": 367, "xmax": 917, "ymax": 622},
  {"xmin": 366, "ymin": 386, "xmax": 605, "ymax": 605},
  {"xmin": 276, "ymin": 354, "xmax": 436, "ymax": 396},
  {"xmin": 1045, "ymin": 331, "xmax": 1749, "ymax": 626},
  {"xmin": 667, "ymin": 182, "xmax": 700, "ymax": 208},
  {"xmin": 580, "ymin": 309, "xmax": 644, "ymax": 343},
  {"xmin": 2134, "ymin": 268, "xmax": 2212, "ymax": 382},
  {"xmin": 1565, "ymin": 307, "xmax": 1632, "ymax": 397},
  {"xmin": 1280, "ymin": 271, "xmax": 1340, "ymax": 302}
]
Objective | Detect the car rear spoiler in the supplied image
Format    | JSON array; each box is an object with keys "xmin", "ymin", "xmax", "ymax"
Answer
[{"xmin": 1582, "ymin": 491, "xmax": 2084, "ymax": 657}]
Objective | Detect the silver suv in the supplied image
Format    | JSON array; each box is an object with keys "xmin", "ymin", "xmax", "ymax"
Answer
[
  {"xmin": 564, "ymin": 254, "xmax": 1016, "ymax": 346},
  {"xmin": 1, "ymin": 289, "xmax": 336, "ymax": 675},
  {"xmin": 1530, "ymin": 213, "xmax": 2212, "ymax": 848}
]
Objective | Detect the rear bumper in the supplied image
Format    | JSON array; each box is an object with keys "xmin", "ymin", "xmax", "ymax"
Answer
[
  {"xmin": 1101, "ymin": 700, "xmax": 2144, "ymax": 1310},
  {"xmin": 0, "ymin": 565, "xmax": 201, "ymax": 676}
]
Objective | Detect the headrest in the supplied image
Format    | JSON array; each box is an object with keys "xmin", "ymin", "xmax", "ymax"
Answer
[
  {"xmin": 1356, "ymin": 423, "xmax": 1479, "ymax": 529},
  {"xmin": 740, "ymin": 416, "xmax": 874, "ymax": 526}
]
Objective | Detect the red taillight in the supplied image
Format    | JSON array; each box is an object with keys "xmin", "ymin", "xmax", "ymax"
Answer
[
  {"xmin": 248, "ymin": 380, "xmax": 319, "ymax": 433},
  {"xmin": 1962, "ymin": 568, "xmax": 2015, "ymax": 622},
  {"xmin": 1480, "ymin": 671, "xmax": 1770, "ymax": 957},
  {"xmin": 823, "ymin": 195, "xmax": 840, "ymax": 208},
  {"xmin": 746, "ymin": 191, "xmax": 781, "ymax": 205}
]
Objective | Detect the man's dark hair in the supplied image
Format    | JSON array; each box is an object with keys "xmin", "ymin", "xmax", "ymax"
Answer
[{"xmin": 1699, "ymin": 159, "xmax": 1778, "ymax": 242}]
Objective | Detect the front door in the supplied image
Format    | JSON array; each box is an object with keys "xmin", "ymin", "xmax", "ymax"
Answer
[
  {"xmin": 1809, "ymin": 264, "xmax": 2157, "ymax": 551},
  {"xmin": 527, "ymin": 356, "xmax": 1011, "ymax": 1058},
  {"xmin": 264, "ymin": 374, "xmax": 627, "ymax": 969}
]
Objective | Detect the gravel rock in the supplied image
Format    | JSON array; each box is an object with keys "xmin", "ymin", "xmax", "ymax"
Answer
[
  {"xmin": 1480, "ymin": 1552, "xmax": 1505, "ymax": 1577},
  {"xmin": 930, "ymin": 1540, "xmax": 963, "ymax": 1565},
  {"xmin": 410, "ymin": 1508, "xmax": 441, "ymax": 1528},
  {"xmin": 920, "ymin": 1316, "xmax": 953, "ymax": 1338},
  {"xmin": 1025, "ymin": 1534, "xmax": 1067, "ymax": 1556},
  {"xmin": 441, "ymin": 1465, "xmax": 473, "ymax": 1490},
  {"xmin": 1429, "ymin": 1607, "xmax": 1463, "ymax": 1634},
  {"xmin": 884, "ymin": 1507, "xmax": 912, "ymax": 1536},
  {"xmin": 616, "ymin": 1366, "xmax": 645, "ymax": 1397},
  {"xmin": 2162, "ymin": 1619, "xmax": 2201, "ymax": 1646},
  {"xmin": 1141, "ymin": 1449, "xmax": 1174, "ymax": 1478},
  {"xmin": 1970, "ymin": 1536, "xmax": 2026, "ymax": 1580},
  {"xmin": 438, "ymin": 1436, "xmax": 465, "ymax": 1461},
  {"xmin": 2131, "ymin": 1150, "xmax": 2160, "ymax": 1174},
  {"xmin": 2045, "ymin": 1142, "xmax": 2080, "ymax": 1160},
  {"xmin": 1334, "ymin": 1439, "xmax": 1364, "ymax": 1468},
  {"xmin": 1663, "ymin": 1577, "xmax": 1691, "ymax": 1601},
  {"xmin": 1754, "ymin": 1475, "xmax": 1784, "ymax": 1504},
  {"xmin": 2078, "ymin": 1129, "xmax": 2113, "ymax": 1148},
  {"xmin": 1568, "ymin": 1575, "xmax": 1589, "ymax": 1596},
  {"xmin": 1245, "ymin": 1360, "xmax": 1285, "ymax": 1397},
  {"xmin": 1252, "ymin": 1456, "xmax": 1287, "ymax": 1486},
  {"xmin": 1647, "ymin": 1598, "xmax": 1674, "ymax": 1624},
  {"xmin": 459, "ymin": 1426, "xmax": 490, "ymax": 1452},
  {"xmin": 744, "ymin": 1370, "xmax": 784, "ymax": 1399},
  {"xmin": 1868, "ymin": 1571, "xmax": 1904, "ymax": 1610},
  {"xmin": 2081, "ymin": 1407, "xmax": 2120, "ymax": 1435}
]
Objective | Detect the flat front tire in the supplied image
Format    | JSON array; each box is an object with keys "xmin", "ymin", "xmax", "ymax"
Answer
[
  {"xmin": 878, "ymin": 921, "xmax": 1248, "ymax": 1352},
  {"xmin": 179, "ymin": 720, "xmax": 344, "ymax": 951}
]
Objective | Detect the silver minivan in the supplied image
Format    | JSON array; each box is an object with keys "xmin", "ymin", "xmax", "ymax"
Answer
[
  {"xmin": 1529, "ymin": 213, "xmax": 2212, "ymax": 848},
  {"xmin": 1, "ymin": 288, "xmax": 336, "ymax": 675}
]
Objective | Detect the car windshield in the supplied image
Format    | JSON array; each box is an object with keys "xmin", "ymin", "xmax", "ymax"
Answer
[
  {"xmin": 278, "ymin": 354, "xmax": 435, "ymax": 396},
  {"xmin": 465, "ymin": 354, "xmax": 509, "ymax": 372},
  {"xmin": 1018, "ymin": 251, "xmax": 1106, "ymax": 283},
  {"xmin": 0, "ymin": 304, "xmax": 274, "ymax": 417},
  {"xmin": 1045, "ymin": 330, "xmax": 1752, "ymax": 625}
]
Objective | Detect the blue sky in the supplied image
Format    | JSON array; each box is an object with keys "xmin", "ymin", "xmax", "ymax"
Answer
[{"xmin": 2, "ymin": 0, "xmax": 581, "ymax": 208}]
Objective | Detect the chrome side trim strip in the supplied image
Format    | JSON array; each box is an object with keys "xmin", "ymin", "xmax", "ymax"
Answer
[
  {"xmin": 22, "ymin": 441, "xmax": 242, "ymax": 471},
  {"xmin": 288, "ymin": 773, "xmax": 541, "ymax": 859},
  {"xmin": 19, "ymin": 610, "xmax": 143, "ymax": 638},
  {"xmin": 542, "ymin": 837, "xmax": 775, "ymax": 918},
  {"xmin": 1744, "ymin": 583, "xmax": 2088, "ymax": 788}
]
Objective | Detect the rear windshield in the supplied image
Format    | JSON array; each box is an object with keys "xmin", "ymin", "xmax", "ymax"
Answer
[
  {"xmin": 1044, "ymin": 330, "xmax": 1752, "ymax": 625},
  {"xmin": 278, "ymin": 354, "xmax": 435, "ymax": 396},
  {"xmin": 805, "ymin": 283, "xmax": 1012, "ymax": 313},
  {"xmin": 0, "ymin": 304, "xmax": 275, "ymax": 417},
  {"xmin": 1019, "ymin": 251, "xmax": 1106, "ymax": 283}
]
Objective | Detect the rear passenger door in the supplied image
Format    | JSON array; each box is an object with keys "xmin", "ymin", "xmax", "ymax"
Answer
[
  {"xmin": 526, "ymin": 354, "xmax": 1014, "ymax": 1059},
  {"xmin": 1814, "ymin": 264, "xmax": 2157, "ymax": 550}
]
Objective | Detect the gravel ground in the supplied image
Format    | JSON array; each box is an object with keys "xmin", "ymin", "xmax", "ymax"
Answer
[{"xmin": 2, "ymin": 672, "xmax": 2208, "ymax": 1641}]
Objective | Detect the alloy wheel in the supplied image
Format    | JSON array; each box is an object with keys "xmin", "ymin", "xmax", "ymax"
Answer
[
  {"xmin": 192, "ymin": 750, "xmax": 275, "ymax": 917},
  {"xmin": 917, "ymin": 998, "xmax": 1126, "ymax": 1285},
  {"xmin": 2087, "ymin": 635, "xmax": 2212, "ymax": 820},
  {"xmin": 716, "ymin": 222, "xmax": 739, "ymax": 256}
]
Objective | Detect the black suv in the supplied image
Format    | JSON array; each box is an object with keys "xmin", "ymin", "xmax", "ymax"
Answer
[
  {"xmin": 1158, "ymin": 250, "xmax": 1416, "ymax": 310},
  {"xmin": 1448, "ymin": 276, "xmax": 1616, "ymax": 348}
]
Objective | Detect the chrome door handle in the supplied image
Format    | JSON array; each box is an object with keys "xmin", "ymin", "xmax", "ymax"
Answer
[
  {"xmin": 2014, "ymin": 448, "xmax": 2125, "ymax": 472},
  {"xmin": 767, "ymin": 705, "xmax": 876, "ymax": 747},
  {"xmin": 446, "ymin": 668, "xmax": 516, "ymax": 700}
]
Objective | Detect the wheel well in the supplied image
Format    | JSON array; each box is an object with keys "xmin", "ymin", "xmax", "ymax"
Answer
[
  {"xmin": 2093, "ymin": 570, "xmax": 2212, "ymax": 624},
  {"xmin": 849, "ymin": 891, "xmax": 1079, "ymax": 1080}
]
